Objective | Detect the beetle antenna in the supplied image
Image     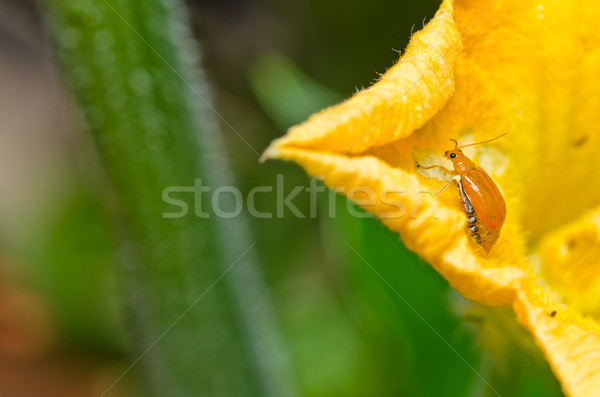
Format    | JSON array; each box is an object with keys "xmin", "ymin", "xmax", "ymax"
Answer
[
  {"xmin": 456, "ymin": 132, "xmax": 508, "ymax": 150},
  {"xmin": 449, "ymin": 139, "xmax": 459, "ymax": 149}
]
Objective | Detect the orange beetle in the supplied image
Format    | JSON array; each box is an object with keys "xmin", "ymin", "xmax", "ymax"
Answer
[{"xmin": 416, "ymin": 133, "xmax": 507, "ymax": 255}]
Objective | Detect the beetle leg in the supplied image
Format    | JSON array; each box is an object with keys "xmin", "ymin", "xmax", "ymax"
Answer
[
  {"xmin": 435, "ymin": 182, "xmax": 450, "ymax": 195},
  {"xmin": 435, "ymin": 177, "xmax": 462, "ymax": 195},
  {"xmin": 414, "ymin": 161, "xmax": 455, "ymax": 176}
]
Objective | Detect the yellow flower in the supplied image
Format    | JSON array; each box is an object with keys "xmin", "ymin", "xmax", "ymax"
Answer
[{"xmin": 262, "ymin": 0, "xmax": 600, "ymax": 395}]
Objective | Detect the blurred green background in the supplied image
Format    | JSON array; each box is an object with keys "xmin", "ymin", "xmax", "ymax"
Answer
[{"xmin": 0, "ymin": 0, "xmax": 563, "ymax": 396}]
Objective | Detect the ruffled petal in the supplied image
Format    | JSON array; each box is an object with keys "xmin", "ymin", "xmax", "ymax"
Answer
[
  {"xmin": 514, "ymin": 286, "xmax": 600, "ymax": 397},
  {"xmin": 263, "ymin": 0, "xmax": 600, "ymax": 395},
  {"xmin": 271, "ymin": 146, "xmax": 526, "ymax": 305},
  {"xmin": 264, "ymin": 0, "xmax": 460, "ymax": 156},
  {"xmin": 536, "ymin": 206, "xmax": 600, "ymax": 317}
]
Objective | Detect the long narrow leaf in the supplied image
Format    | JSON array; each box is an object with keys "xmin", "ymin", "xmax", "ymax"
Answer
[{"xmin": 44, "ymin": 1, "xmax": 295, "ymax": 396}]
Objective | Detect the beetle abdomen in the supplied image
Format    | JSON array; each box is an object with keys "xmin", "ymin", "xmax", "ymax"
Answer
[
  {"xmin": 459, "ymin": 181, "xmax": 482, "ymax": 243},
  {"xmin": 461, "ymin": 169, "xmax": 506, "ymax": 231},
  {"xmin": 458, "ymin": 180, "xmax": 501, "ymax": 254}
]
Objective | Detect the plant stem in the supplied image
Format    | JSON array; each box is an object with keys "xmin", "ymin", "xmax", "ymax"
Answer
[{"xmin": 44, "ymin": 0, "xmax": 296, "ymax": 395}]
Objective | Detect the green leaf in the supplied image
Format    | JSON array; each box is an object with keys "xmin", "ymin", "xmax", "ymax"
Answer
[
  {"xmin": 249, "ymin": 53, "xmax": 342, "ymax": 128},
  {"xmin": 44, "ymin": 1, "xmax": 295, "ymax": 396}
]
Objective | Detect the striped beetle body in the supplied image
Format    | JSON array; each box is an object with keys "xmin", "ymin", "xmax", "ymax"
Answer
[{"xmin": 416, "ymin": 133, "xmax": 507, "ymax": 255}]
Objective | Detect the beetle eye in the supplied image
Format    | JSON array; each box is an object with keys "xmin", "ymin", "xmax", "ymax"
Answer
[{"xmin": 449, "ymin": 153, "xmax": 457, "ymax": 159}]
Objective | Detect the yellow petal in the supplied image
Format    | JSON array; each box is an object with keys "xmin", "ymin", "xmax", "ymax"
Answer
[
  {"xmin": 264, "ymin": 0, "xmax": 600, "ymax": 395},
  {"xmin": 537, "ymin": 206, "xmax": 600, "ymax": 318},
  {"xmin": 514, "ymin": 285, "xmax": 600, "ymax": 397},
  {"xmin": 453, "ymin": 0, "xmax": 600, "ymax": 241},
  {"xmin": 272, "ymin": 146, "xmax": 526, "ymax": 305},
  {"xmin": 265, "ymin": 0, "xmax": 461, "ymax": 156}
]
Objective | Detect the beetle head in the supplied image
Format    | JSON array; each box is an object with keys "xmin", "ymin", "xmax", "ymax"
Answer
[
  {"xmin": 445, "ymin": 139, "xmax": 462, "ymax": 160},
  {"xmin": 444, "ymin": 149, "xmax": 461, "ymax": 160},
  {"xmin": 444, "ymin": 138, "xmax": 465, "ymax": 160}
]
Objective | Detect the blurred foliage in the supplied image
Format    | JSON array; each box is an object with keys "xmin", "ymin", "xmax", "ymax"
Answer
[
  {"xmin": 45, "ymin": 0, "xmax": 294, "ymax": 396},
  {"xmin": 0, "ymin": 0, "xmax": 566, "ymax": 395},
  {"xmin": 32, "ymin": 188, "xmax": 124, "ymax": 353},
  {"xmin": 249, "ymin": 54, "xmax": 341, "ymax": 128}
]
